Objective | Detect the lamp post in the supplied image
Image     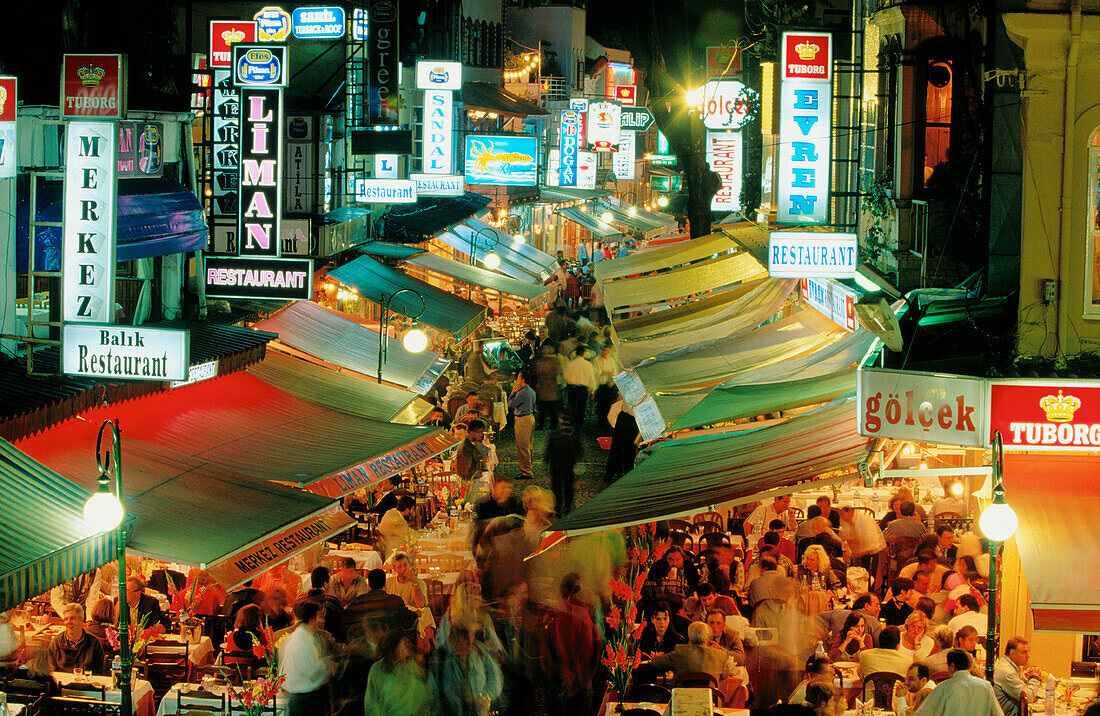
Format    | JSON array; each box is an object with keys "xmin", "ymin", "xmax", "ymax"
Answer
[
  {"xmin": 84, "ymin": 419, "xmax": 131, "ymax": 716},
  {"xmin": 981, "ymin": 430, "xmax": 1019, "ymax": 683},
  {"xmin": 470, "ymin": 227, "xmax": 501, "ymax": 270},
  {"xmin": 378, "ymin": 288, "xmax": 428, "ymax": 383}
]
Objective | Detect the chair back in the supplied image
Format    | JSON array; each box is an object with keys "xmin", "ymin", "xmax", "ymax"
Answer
[
  {"xmin": 694, "ymin": 511, "xmax": 724, "ymax": 524},
  {"xmin": 886, "ymin": 536, "xmax": 923, "ymax": 584},
  {"xmin": 59, "ymin": 682, "xmax": 106, "ymax": 700},
  {"xmin": 690, "ymin": 520, "xmax": 723, "ymax": 535},
  {"xmin": 673, "ymin": 671, "xmax": 718, "ymax": 689},
  {"xmin": 179, "ymin": 687, "xmax": 227, "ymax": 711},
  {"xmin": 1018, "ymin": 694, "xmax": 1030, "ymax": 716},
  {"xmin": 669, "ymin": 530, "xmax": 693, "ymax": 553},
  {"xmin": 668, "ymin": 519, "xmax": 693, "ymax": 534},
  {"xmin": 5, "ymin": 676, "xmax": 51, "ymax": 700},
  {"xmin": 699, "ymin": 532, "xmax": 732, "ymax": 550},
  {"xmin": 424, "ymin": 578, "xmax": 448, "ymax": 621},
  {"xmin": 790, "ymin": 506, "xmax": 805, "ymax": 520},
  {"xmin": 623, "ymin": 683, "xmax": 671, "ymax": 704},
  {"xmin": 435, "ymin": 553, "xmax": 465, "ymax": 573},
  {"xmin": 929, "ymin": 670, "xmax": 949, "ymax": 683},
  {"xmin": 862, "ymin": 671, "xmax": 904, "ymax": 709},
  {"xmin": 39, "ymin": 696, "xmax": 121, "ymax": 715}
]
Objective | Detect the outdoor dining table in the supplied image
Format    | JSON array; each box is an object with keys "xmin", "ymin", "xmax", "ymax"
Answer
[
  {"xmin": 52, "ymin": 671, "xmax": 156, "ymax": 716},
  {"xmin": 156, "ymin": 681, "xmax": 287, "ymax": 716},
  {"xmin": 325, "ymin": 547, "xmax": 384, "ymax": 571}
]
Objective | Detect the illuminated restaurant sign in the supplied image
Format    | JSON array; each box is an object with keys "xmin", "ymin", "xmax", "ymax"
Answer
[
  {"xmin": 464, "ymin": 135, "xmax": 538, "ymax": 186},
  {"xmin": 209, "ymin": 21, "xmax": 256, "ymax": 68},
  {"xmin": 990, "ymin": 381, "xmax": 1100, "ymax": 451},
  {"xmin": 292, "ymin": 6, "xmax": 345, "ymax": 39},
  {"xmin": 304, "ymin": 432, "xmax": 461, "ymax": 498},
  {"xmin": 777, "ymin": 31, "xmax": 832, "ymax": 224},
  {"xmin": 586, "ymin": 100, "xmax": 620, "ymax": 152},
  {"xmin": 205, "ymin": 257, "xmax": 313, "ymax": 300},
  {"xmin": 354, "ymin": 177, "xmax": 417, "ymax": 202},
  {"xmin": 613, "ymin": 129, "xmax": 636, "ymax": 181},
  {"xmin": 0, "ymin": 76, "xmax": 15, "ymax": 178},
  {"xmin": 411, "ymin": 173, "xmax": 464, "ymax": 197},
  {"xmin": 859, "ymin": 368, "xmax": 985, "ymax": 446},
  {"xmin": 800, "ymin": 277, "xmax": 856, "ymax": 332},
  {"xmin": 62, "ymin": 121, "xmax": 116, "ymax": 324},
  {"xmin": 559, "ymin": 108, "xmax": 581, "ymax": 187},
  {"xmin": 769, "ymin": 231, "xmax": 857, "ymax": 278},
  {"xmin": 368, "ymin": 0, "xmax": 400, "ymax": 124},
  {"xmin": 700, "ymin": 80, "xmax": 750, "ymax": 131},
  {"xmin": 206, "ymin": 504, "xmax": 355, "ymax": 588},
  {"xmin": 707, "ymin": 131, "xmax": 741, "ymax": 210},
  {"xmin": 61, "ymin": 54, "xmax": 125, "ymax": 119},
  {"xmin": 422, "ymin": 88, "xmax": 454, "ymax": 173},
  {"xmin": 61, "ymin": 324, "xmax": 189, "ymax": 381}
]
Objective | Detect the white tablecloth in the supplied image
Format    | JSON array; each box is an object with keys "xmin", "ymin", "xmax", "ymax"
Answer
[
  {"xmin": 53, "ymin": 672, "xmax": 154, "ymax": 716},
  {"xmin": 156, "ymin": 682, "xmax": 287, "ymax": 716},
  {"xmin": 146, "ymin": 633, "xmax": 214, "ymax": 667},
  {"xmin": 790, "ymin": 488, "xmax": 895, "ymax": 518},
  {"xmin": 326, "ymin": 548, "xmax": 383, "ymax": 571}
]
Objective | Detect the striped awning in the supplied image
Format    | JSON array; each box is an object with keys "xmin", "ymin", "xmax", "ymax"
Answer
[{"xmin": 0, "ymin": 438, "xmax": 127, "ymax": 611}]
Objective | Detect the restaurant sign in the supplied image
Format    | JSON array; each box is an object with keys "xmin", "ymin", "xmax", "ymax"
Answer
[
  {"xmin": 204, "ymin": 257, "xmax": 313, "ymax": 300},
  {"xmin": 61, "ymin": 54, "xmax": 125, "ymax": 118},
  {"xmin": 62, "ymin": 324, "xmax": 189, "ymax": 381},
  {"xmin": 291, "ymin": 7, "xmax": 345, "ymax": 39},
  {"xmin": 422, "ymin": 89, "xmax": 454, "ymax": 173},
  {"xmin": 411, "ymin": 173, "xmax": 464, "ymax": 197},
  {"xmin": 707, "ymin": 131, "xmax": 741, "ymax": 210},
  {"xmin": 777, "ymin": 31, "xmax": 832, "ymax": 224},
  {"xmin": 206, "ymin": 504, "xmax": 355, "ymax": 589},
  {"xmin": 858, "ymin": 368, "xmax": 986, "ymax": 447},
  {"xmin": 354, "ymin": 178, "xmax": 417, "ymax": 203},
  {"xmin": 62, "ymin": 121, "xmax": 116, "ymax": 324},
  {"xmin": 800, "ymin": 278, "xmax": 856, "ymax": 332},
  {"xmin": 990, "ymin": 381, "xmax": 1100, "ymax": 452},
  {"xmin": 304, "ymin": 431, "xmax": 461, "ymax": 498},
  {"xmin": 769, "ymin": 231, "xmax": 857, "ymax": 278}
]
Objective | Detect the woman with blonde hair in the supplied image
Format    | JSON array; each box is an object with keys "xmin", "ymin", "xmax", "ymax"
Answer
[
  {"xmin": 798, "ymin": 545, "xmax": 841, "ymax": 615},
  {"xmin": 899, "ymin": 611, "xmax": 934, "ymax": 660}
]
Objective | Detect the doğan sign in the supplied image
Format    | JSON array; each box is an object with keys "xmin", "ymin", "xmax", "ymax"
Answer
[{"xmin": 62, "ymin": 324, "xmax": 189, "ymax": 381}]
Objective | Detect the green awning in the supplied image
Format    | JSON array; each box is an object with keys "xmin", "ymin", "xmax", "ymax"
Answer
[
  {"xmin": 602, "ymin": 251, "xmax": 766, "ymax": 314},
  {"xmin": 635, "ymin": 309, "xmax": 846, "ymax": 392},
  {"xmin": 596, "ymin": 198, "xmax": 676, "ymax": 238},
  {"xmin": 557, "ymin": 206, "xmax": 622, "ymax": 239},
  {"xmin": 667, "ymin": 371, "xmax": 857, "ymax": 432},
  {"xmin": 550, "ymin": 398, "xmax": 871, "ymax": 536},
  {"xmin": 248, "ymin": 351, "xmax": 432, "ymax": 425},
  {"xmin": 539, "ymin": 186, "xmax": 612, "ymax": 204},
  {"xmin": 328, "ymin": 255, "xmax": 486, "ymax": 341},
  {"xmin": 0, "ymin": 439, "xmax": 128, "ymax": 611},
  {"xmin": 461, "ymin": 82, "xmax": 549, "ymax": 116},
  {"xmin": 404, "ymin": 252, "xmax": 556, "ymax": 308},
  {"xmin": 355, "ymin": 241, "xmax": 428, "ymax": 260},
  {"xmin": 456, "ymin": 217, "xmax": 560, "ymax": 280},
  {"xmin": 618, "ymin": 278, "xmax": 796, "ymax": 368},
  {"xmin": 595, "ymin": 229, "xmax": 749, "ymax": 283}
]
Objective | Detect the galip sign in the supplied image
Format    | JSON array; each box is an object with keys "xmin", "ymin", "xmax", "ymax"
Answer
[
  {"xmin": 778, "ymin": 32, "xmax": 832, "ymax": 225},
  {"xmin": 62, "ymin": 122, "xmax": 116, "ymax": 324},
  {"xmin": 768, "ymin": 231, "xmax": 856, "ymax": 278},
  {"xmin": 858, "ymin": 368, "xmax": 985, "ymax": 447}
]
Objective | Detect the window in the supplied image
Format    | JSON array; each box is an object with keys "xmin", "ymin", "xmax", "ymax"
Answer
[
  {"xmin": 922, "ymin": 60, "xmax": 953, "ymax": 188},
  {"xmin": 1086, "ymin": 129, "xmax": 1100, "ymax": 313}
]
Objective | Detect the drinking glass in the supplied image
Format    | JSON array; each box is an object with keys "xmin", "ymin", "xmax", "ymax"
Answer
[{"xmin": 73, "ymin": 667, "xmax": 84, "ymax": 683}]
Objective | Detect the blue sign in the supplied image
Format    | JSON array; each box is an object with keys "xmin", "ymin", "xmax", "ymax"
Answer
[
  {"xmin": 559, "ymin": 110, "xmax": 580, "ymax": 188},
  {"xmin": 292, "ymin": 7, "xmax": 346, "ymax": 39},
  {"xmin": 233, "ymin": 46, "xmax": 288, "ymax": 87},
  {"xmin": 351, "ymin": 8, "xmax": 368, "ymax": 41},
  {"xmin": 463, "ymin": 135, "xmax": 538, "ymax": 186}
]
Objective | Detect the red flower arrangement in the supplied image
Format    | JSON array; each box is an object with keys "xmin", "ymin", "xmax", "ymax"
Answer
[
  {"xmin": 105, "ymin": 612, "xmax": 164, "ymax": 655},
  {"xmin": 603, "ymin": 522, "xmax": 657, "ymax": 697}
]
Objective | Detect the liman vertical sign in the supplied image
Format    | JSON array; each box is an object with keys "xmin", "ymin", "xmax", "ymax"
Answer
[
  {"xmin": 777, "ymin": 31, "xmax": 832, "ymax": 224},
  {"xmin": 233, "ymin": 45, "xmax": 287, "ymax": 257},
  {"xmin": 62, "ymin": 122, "xmax": 117, "ymax": 324}
]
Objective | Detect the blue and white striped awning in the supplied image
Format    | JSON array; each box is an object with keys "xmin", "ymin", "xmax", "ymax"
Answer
[{"xmin": 0, "ymin": 439, "xmax": 126, "ymax": 611}]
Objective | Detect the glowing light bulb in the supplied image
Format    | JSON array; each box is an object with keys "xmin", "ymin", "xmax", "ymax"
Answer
[
  {"xmin": 854, "ymin": 271, "xmax": 881, "ymax": 292},
  {"xmin": 513, "ymin": 234, "xmax": 525, "ymax": 244},
  {"xmin": 628, "ymin": 207, "xmax": 637, "ymax": 216},
  {"xmin": 403, "ymin": 325, "xmax": 428, "ymax": 353},
  {"xmin": 84, "ymin": 490, "xmax": 124, "ymax": 532},
  {"xmin": 484, "ymin": 252, "xmax": 501, "ymax": 269},
  {"xmin": 657, "ymin": 196, "xmax": 669, "ymax": 208},
  {"xmin": 951, "ymin": 481, "xmax": 964, "ymax": 496},
  {"xmin": 979, "ymin": 502, "xmax": 1019, "ymax": 541},
  {"xmin": 601, "ymin": 211, "xmax": 613, "ymax": 222}
]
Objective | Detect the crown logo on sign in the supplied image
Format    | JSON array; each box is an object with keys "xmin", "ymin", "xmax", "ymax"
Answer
[
  {"xmin": 221, "ymin": 28, "xmax": 246, "ymax": 44},
  {"xmin": 76, "ymin": 64, "xmax": 106, "ymax": 87},
  {"xmin": 1040, "ymin": 389, "xmax": 1081, "ymax": 423},
  {"xmin": 795, "ymin": 41, "xmax": 820, "ymax": 61}
]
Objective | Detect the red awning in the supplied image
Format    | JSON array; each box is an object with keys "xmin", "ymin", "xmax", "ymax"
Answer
[{"xmin": 1003, "ymin": 453, "xmax": 1100, "ymax": 632}]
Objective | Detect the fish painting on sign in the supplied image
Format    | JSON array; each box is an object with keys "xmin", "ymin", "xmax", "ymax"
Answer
[{"xmin": 463, "ymin": 135, "xmax": 538, "ymax": 186}]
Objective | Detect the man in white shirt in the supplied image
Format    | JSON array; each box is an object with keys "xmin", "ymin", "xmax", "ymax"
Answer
[
  {"xmin": 859, "ymin": 626, "xmax": 913, "ymax": 678},
  {"xmin": 378, "ymin": 496, "xmax": 417, "ymax": 557},
  {"xmin": 562, "ymin": 345, "xmax": 597, "ymax": 431},
  {"xmin": 590, "ymin": 342, "xmax": 622, "ymax": 431},
  {"xmin": 746, "ymin": 495, "xmax": 797, "ymax": 554},
  {"xmin": 893, "ymin": 662, "xmax": 936, "ymax": 715},
  {"xmin": 915, "ymin": 649, "xmax": 1003, "ymax": 715},
  {"xmin": 279, "ymin": 600, "xmax": 335, "ymax": 716},
  {"xmin": 947, "ymin": 594, "xmax": 988, "ymax": 634},
  {"xmin": 993, "ymin": 637, "xmax": 1041, "ymax": 716}
]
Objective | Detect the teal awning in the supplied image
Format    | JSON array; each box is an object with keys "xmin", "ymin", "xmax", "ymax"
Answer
[
  {"xmin": 404, "ymin": 252, "xmax": 555, "ymax": 308},
  {"xmin": 355, "ymin": 241, "xmax": 427, "ymax": 260},
  {"xmin": 596, "ymin": 198, "xmax": 676, "ymax": 237},
  {"xmin": 328, "ymin": 255, "xmax": 486, "ymax": 341},
  {"xmin": 550, "ymin": 398, "xmax": 871, "ymax": 536},
  {"xmin": 539, "ymin": 186, "xmax": 612, "ymax": 203},
  {"xmin": 454, "ymin": 217, "xmax": 560, "ymax": 280},
  {"xmin": 252, "ymin": 301, "xmax": 448, "ymax": 392},
  {"xmin": 557, "ymin": 206, "xmax": 622, "ymax": 239},
  {"xmin": 0, "ymin": 439, "xmax": 127, "ymax": 611}
]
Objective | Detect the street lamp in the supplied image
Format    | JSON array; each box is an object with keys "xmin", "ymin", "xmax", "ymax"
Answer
[
  {"xmin": 85, "ymin": 419, "xmax": 132, "ymax": 716},
  {"xmin": 470, "ymin": 228, "xmax": 501, "ymax": 270},
  {"xmin": 656, "ymin": 196, "xmax": 669, "ymax": 208},
  {"xmin": 982, "ymin": 430, "xmax": 1018, "ymax": 683},
  {"xmin": 378, "ymin": 288, "xmax": 427, "ymax": 384}
]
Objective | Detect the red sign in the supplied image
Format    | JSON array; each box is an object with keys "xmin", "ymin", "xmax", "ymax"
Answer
[
  {"xmin": 61, "ymin": 54, "xmax": 124, "ymax": 118},
  {"xmin": 614, "ymin": 86, "xmax": 636, "ymax": 106},
  {"xmin": 706, "ymin": 46, "xmax": 742, "ymax": 78},
  {"xmin": 209, "ymin": 21, "xmax": 257, "ymax": 68},
  {"xmin": 990, "ymin": 381, "xmax": 1100, "ymax": 451},
  {"xmin": 0, "ymin": 77, "xmax": 15, "ymax": 122},
  {"xmin": 781, "ymin": 32, "xmax": 831, "ymax": 82}
]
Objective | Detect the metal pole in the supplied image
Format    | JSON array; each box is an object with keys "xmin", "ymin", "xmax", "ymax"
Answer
[
  {"xmin": 99, "ymin": 420, "xmax": 132, "ymax": 715},
  {"xmin": 985, "ymin": 431, "xmax": 1003, "ymax": 684},
  {"xmin": 377, "ymin": 293, "xmax": 388, "ymax": 384}
]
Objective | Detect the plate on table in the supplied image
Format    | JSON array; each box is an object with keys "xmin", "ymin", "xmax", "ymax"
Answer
[{"xmin": 834, "ymin": 661, "xmax": 858, "ymax": 670}]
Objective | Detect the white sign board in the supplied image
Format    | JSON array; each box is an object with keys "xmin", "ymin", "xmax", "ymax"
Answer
[
  {"xmin": 63, "ymin": 121, "xmax": 117, "ymax": 324},
  {"xmin": 707, "ymin": 131, "xmax": 742, "ymax": 210},
  {"xmin": 0, "ymin": 77, "xmax": 15, "ymax": 179},
  {"xmin": 586, "ymin": 101, "xmax": 620, "ymax": 152},
  {"xmin": 778, "ymin": 82, "xmax": 831, "ymax": 224},
  {"xmin": 411, "ymin": 173, "xmax": 464, "ymax": 197},
  {"xmin": 62, "ymin": 324, "xmax": 189, "ymax": 381},
  {"xmin": 701, "ymin": 79, "xmax": 750, "ymax": 130},
  {"xmin": 614, "ymin": 370, "xmax": 647, "ymax": 407},
  {"xmin": 416, "ymin": 60, "xmax": 462, "ymax": 91},
  {"xmin": 634, "ymin": 395, "xmax": 667, "ymax": 442},
  {"xmin": 354, "ymin": 178, "xmax": 417, "ymax": 203},
  {"xmin": 547, "ymin": 149, "xmax": 596, "ymax": 189},
  {"xmin": 769, "ymin": 231, "xmax": 857, "ymax": 278},
  {"xmin": 800, "ymin": 277, "xmax": 857, "ymax": 332},
  {"xmin": 422, "ymin": 89, "xmax": 454, "ymax": 174},
  {"xmin": 170, "ymin": 360, "xmax": 219, "ymax": 389},
  {"xmin": 612, "ymin": 130, "xmax": 636, "ymax": 181},
  {"xmin": 858, "ymin": 367, "xmax": 986, "ymax": 447}
]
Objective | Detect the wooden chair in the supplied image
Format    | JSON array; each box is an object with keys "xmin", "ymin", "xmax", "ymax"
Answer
[
  {"xmin": 851, "ymin": 506, "xmax": 876, "ymax": 518},
  {"xmin": 668, "ymin": 519, "xmax": 693, "ymax": 534},
  {"xmin": 144, "ymin": 639, "xmax": 190, "ymax": 697},
  {"xmin": 673, "ymin": 671, "xmax": 718, "ymax": 689},
  {"xmin": 178, "ymin": 687, "xmax": 227, "ymax": 712},
  {"xmin": 59, "ymin": 682, "xmax": 106, "ymax": 700},
  {"xmin": 435, "ymin": 553, "xmax": 466, "ymax": 573},
  {"xmin": 4, "ymin": 676, "xmax": 51, "ymax": 704},
  {"xmin": 623, "ymin": 684, "xmax": 672, "ymax": 704},
  {"xmin": 698, "ymin": 532, "xmax": 732, "ymax": 550},
  {"xmin": 885, "ymin": 536, "xmax": 923, "ymax": 589},
  {"xmin": 690, "ymin": 520, "xmax": 723, "ymax": 535},
  {"xmin": 424, "ymin": 578, "xmax": 448, "ymax": 621},
  {"xmin": 790, "ymin": 506, "xmax": 805, "ymax": 520},
  {"xmin": 929, "ymin": 670, "xmax": 949, "ymax": 683},
  {"xmin": 862, "ymin": 671, "xmax": 904, "ymax": 709},
  {"xmin": 669, "ymin": 530, "xmax": 694, "ymax": 554},
  {"xmin": 693, "ymin": 511, "xmax": 724, "ymax": 524},
  {"xmin": 39, "ymin": 696, "xmax": 121, "ymax": 715}
]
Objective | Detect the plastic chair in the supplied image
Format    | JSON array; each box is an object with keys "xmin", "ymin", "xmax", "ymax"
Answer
[
  {"xmin": 862, "ymin": 671, "xmax": 904, "ymax": 709},
  {"xmin": 624, "ymin": 684, "xmax": 672, "ymax": 704}
]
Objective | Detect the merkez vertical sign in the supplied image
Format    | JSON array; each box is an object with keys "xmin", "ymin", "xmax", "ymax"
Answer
[
  {"xmin": 368, "ymin": 0, "xmax": 399, "ymax": 125},
  {"xmin": 62, "ymin": 122, "xmax": 117, "ymax": 323},
  {"xmin": 234, "ymin": 46, "xmax": 287, "ymax": 257},
  {"xmin": 778, "ymin": 31, "xmax": 832, "ymax": 224}
]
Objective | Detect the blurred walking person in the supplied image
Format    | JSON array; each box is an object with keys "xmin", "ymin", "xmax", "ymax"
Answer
[
  {"xmin": 562, "ymin": 344, "xmax": 596, "ymax": 432},
  {"xmin": 534, "ymin": 345, "xmax": 562, "ymax": 430},
  {"xmin": 545, "ymin": 416, "xmax": 583, "ymax": 516}
]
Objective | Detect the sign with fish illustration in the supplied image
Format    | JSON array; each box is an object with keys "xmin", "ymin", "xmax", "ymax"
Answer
[{"xmin": 463, "ymin": 135, "xmax": 538, "ymax": 186}]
